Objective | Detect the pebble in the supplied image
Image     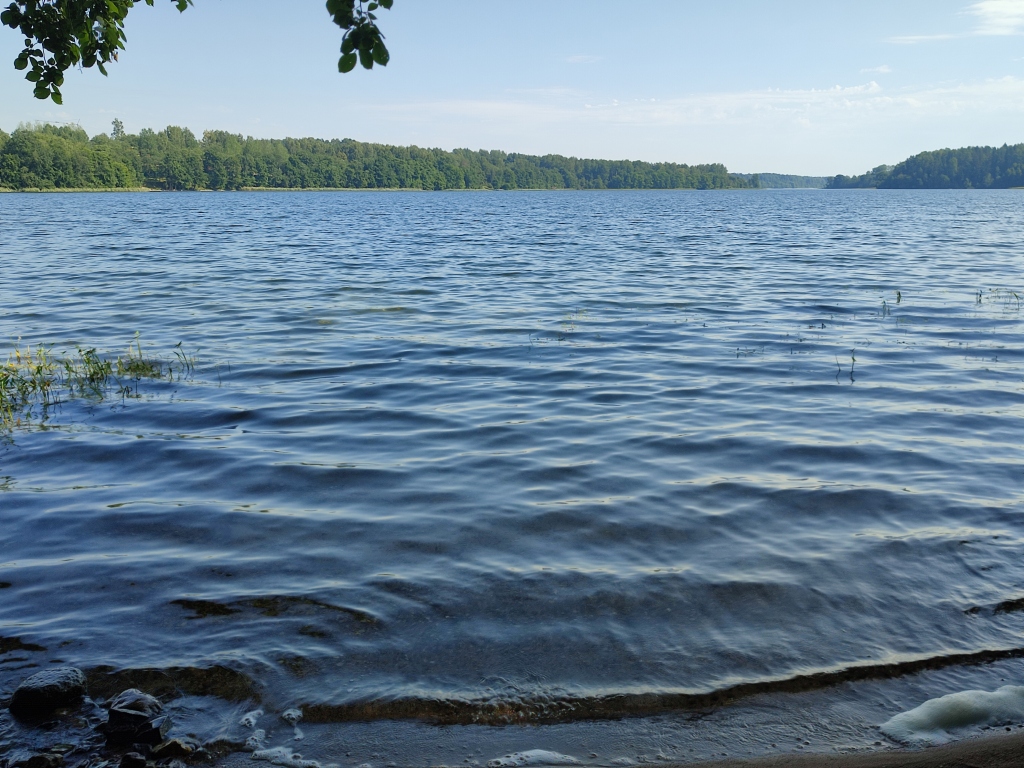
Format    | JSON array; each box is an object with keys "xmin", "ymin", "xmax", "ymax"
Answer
[{"xmin": 10, "ymin": 668, "xmax": 87, "ymax": 716}]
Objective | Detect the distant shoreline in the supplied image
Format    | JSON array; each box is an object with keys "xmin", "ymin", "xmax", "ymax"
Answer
[
  {"xmin": 0, "ymin": 185, "xmax": 860, "ymax": 192},
  {"xmin": 0, "ymin": 186, "xmax": 826, "ymax": 193},
  {"xmin": 4, "ymin": 186, "xmax": 1022, "ymax": 193}
]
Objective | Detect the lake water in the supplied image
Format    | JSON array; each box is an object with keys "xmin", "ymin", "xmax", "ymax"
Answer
[{"xmin": 1, "ymin": 190, "xmax": 1023, "ymax": 765}]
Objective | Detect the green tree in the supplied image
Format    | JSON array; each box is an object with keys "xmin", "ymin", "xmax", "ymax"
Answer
[
  {"xmin": 0, "ymin": 122, "xmax": 140, "ymax": 188},
  {"xmin": 0, "ymin": 122, "xmax": 759, "ymax": 191},
  {"xmin": 827, "ymin": 145, "xmax": 1024, "ymax": 190},
  {"xmin": 1, "ymin": 0, "xmax": 392, "ymax": 103}
]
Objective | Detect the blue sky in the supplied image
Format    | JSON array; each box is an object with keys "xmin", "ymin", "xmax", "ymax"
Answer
[{"xmin": 1, "ymin": 0, "xmax": 1023, "ymax": 175}]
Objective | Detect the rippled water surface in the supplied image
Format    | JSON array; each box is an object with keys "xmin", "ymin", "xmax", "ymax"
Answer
[{"xmin": 1, "ymin": 190, "xmax": 1023, "ymax": 760}]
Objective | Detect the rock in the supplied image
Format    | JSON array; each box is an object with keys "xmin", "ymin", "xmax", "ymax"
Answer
[
  {"xmin": 120, "ymin": 754, "xmax": 147, "ymax": 768},
  {"xmin": 104, "ymin": 689, "xmax": 170, "ymax": 746},
  {"xmin": 9, "ymin": 667, "xmax": 86, "ymax": 716},
  {"xmin": 9, "ymin": 754, "xmax": 64, "ymax": 768},
  {"xmin": 151, "ymin": 738, "xmax": 196, "ymax": 760},
  {"xmin": 106, "ymin": 715, "xmax": 171, "ymax": 747},
  {"xmin": 108, "ymin": 689, "xmax": 163, "ymax": 726}
]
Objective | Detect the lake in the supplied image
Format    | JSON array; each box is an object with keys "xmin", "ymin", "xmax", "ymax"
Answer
[{"xmin": 1, "ymin": 190, "xmax": 1023, "ymax": 765}]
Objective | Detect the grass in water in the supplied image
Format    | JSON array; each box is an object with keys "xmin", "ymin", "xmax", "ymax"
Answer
[{"xmin": 0, "ymin": 334, "xmax": 196, "ymax": 431}]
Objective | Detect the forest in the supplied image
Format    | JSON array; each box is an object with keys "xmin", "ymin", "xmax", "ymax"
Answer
[
  {"xmin": 0, "ymin": 123, "xmax": 752, "ymax": 191},
  {"xmin": 737, "ymin": 173, "xmax": 827, "ymax": 189},
  {"xmin": 827, "ymin": 144, "xmax": 1024, "ymax": 189}
]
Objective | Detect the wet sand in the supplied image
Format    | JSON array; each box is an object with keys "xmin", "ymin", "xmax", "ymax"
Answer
[{"xmin": 684, "ymin": 730, "xmax": 1024, "ymax": 768}]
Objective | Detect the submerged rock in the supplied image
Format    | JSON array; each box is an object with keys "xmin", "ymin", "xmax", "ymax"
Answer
[
  {"xmin": 8, "ymin": 754, "xmax": 64, "ymax": 768},
  {"xmin": 108, "ymin": 689, "xmax": 163, "ymax": 726},
  {"xmin": 9, "ymin": 667, "xmax": 87, "ymax": 716},
  {"xmin": 119, "ymin": 754, "xmax": 147, "ymax": 768},
  {"xmin": 151, "ymin": 738, "xmax": 197, "ymax": 760},
  {"xmin": 107, "ymin": 714, "xmax": 171, "ymax": 747},
  {"xmin": 104, "ymin": 689, "xmax": 171, "ymax": 746}
]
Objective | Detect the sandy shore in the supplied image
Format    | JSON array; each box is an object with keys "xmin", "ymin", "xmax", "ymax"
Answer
[{"xmin": 679, "ymin": 730, "xmax": 1024, "ymax": 768}]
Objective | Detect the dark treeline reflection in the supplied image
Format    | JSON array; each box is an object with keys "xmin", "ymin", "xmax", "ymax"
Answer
[{"xmin": 0, "ymin": 123, "xmax": 751, "ymax": 191}]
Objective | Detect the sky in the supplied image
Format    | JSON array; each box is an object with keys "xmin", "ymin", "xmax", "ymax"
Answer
[{"xmin": 1, "ymin": 0, "xmax": 1023, "ymax": 175}]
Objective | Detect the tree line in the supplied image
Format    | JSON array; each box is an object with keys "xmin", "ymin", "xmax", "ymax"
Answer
[
  {"xmin": 0, "ymin": 123, "xmax": 753, "ymax": 191},
  {"xmin": 827, "ymin": 144, "xmax": 1024, "ymax": 189},
  {"xmin": 738, "ymin": 173, "xmax": 827, "ymax": 189}
]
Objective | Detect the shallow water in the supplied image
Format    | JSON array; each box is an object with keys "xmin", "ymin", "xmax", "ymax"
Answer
[{"xmin": 1, "ymin": 190, "xmax": 1023, "ymax": 762}]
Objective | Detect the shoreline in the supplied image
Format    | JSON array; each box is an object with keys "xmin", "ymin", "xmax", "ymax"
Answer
[
  {"xmin": 0, "ymin": 186, "xmax": 758, "ymax": 193},
  {"xmin": 682, "ymin": 730, "xmax": 1024, "ymax": 767}
]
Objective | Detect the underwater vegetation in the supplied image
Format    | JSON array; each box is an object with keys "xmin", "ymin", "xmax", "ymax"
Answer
[{"xmin": 0, "ymin": 333, "xmax": 195, "ymax": 431}]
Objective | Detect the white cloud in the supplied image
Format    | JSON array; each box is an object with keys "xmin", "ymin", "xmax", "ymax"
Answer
[
  {"xmin": 338, "ymin": 76, "xmax": 1024, "ymax": 174},
  {"xmin": 889, "ymin": 0, "xmax": 1024, "ymax": 43},
  {"xmin": 365, "ymin": 77, "xmax": 1024, "ymax": 133},
  {"xmin": 888, "ymin": 33, "xmax": 958, "ymax": 44},
  {"xmin": 968, "ymin": 0, "xmax": 1024, "ymax": 34},
  {"xmin": 861, "ymin": 65, "xmax": 892, "ymax": 73}
]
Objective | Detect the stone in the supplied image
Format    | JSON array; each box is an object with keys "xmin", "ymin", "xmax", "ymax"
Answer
[
  {"xmin": 108, "ymin": 689, "xmax": 163, "ymax": 726},
  {"xmin": 104, "ymin": 690, "xmax": 170, "ymax": 747},
  {"xmin": 120, "ymin": 753, "xmax": 147, "ymax": 768},
  {"xmin": 9, "ymin": 753, "xmax": 64, "ymax": 768},
  {"xmin": 9, "ymin": 667, "xmax": 86, "ymax": 716},
  {"xmin": 151, "ymin": 738, "xmax": 196, "ymax": 760},
  {"xmin": 106, "ymin": 715, "xmax": 171, "ymax": 747}
]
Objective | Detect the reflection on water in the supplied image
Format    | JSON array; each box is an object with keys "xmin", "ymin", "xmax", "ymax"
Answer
[{"xmin": 0, "ymin": 190, "xmax": 1023, "ymax": 756}]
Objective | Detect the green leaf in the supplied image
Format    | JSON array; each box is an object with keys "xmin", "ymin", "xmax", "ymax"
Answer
[
  {"xmin": 338, "ymin": 52, "xmax": 357, "ymax": 72},
  {"xmin": 50, "ymin": 89, "xmax": 62, "ymax": 105},
  {"xmin": 371, "ymin": 42, "xmax": 389, "ymax": 66},
  {"xmin": 358, "ymin": 47, "xmax": 373, "ymax": 69},
  {"xmin": 341, "ymin": 36, "xmax": 354, "ymax": 54}
]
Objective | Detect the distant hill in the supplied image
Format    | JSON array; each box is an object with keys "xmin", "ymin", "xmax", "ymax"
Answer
[
  {"xmin": 828, "ymin": 144, "xmax": 1024, "ymax": 189},
  {"xmin": 737, "ymin": 173, "xmax": 829, "ymax": 189},
  {"xmin": 0, "ymin": 123, "xmax": 754, "ymax": 191}
]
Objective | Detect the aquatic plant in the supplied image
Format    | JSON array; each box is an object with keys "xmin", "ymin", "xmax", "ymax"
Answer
[
  {"xmin": 0, "ymin": 344, "xmax": 60, "ymax": 425},
  {"xmin": 989, "ymin": 287, "xmax": 1021, "ymax": 311},
  {"xmin": 0, "ymin": 335, "xmax": 196, "ymax": 431}
]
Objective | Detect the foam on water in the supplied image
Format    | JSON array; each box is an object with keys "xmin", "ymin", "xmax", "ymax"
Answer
[
  {"xmin": 252, "ymin": 746, "xmax": 336, "ymax": 768},
  {"xmin": 240, "ymin": 709, "xmax": 264, "ymax": 729},
  {"xmin": 245, "ymin": 729, "xmax": 268, "ymax": 751},
  {"xmin": 487, "ymin": 750, "xmax": 582, "ymax": 767},
  {"xmin": 881, "ymin": 685, "xmax": 1024, "ymax": 744}
]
